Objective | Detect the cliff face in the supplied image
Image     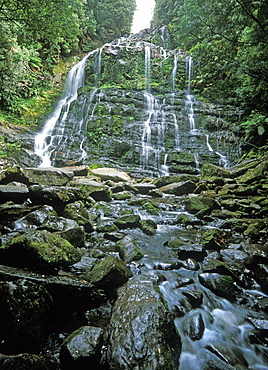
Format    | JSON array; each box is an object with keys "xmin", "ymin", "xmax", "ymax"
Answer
[{"xmin": 5, "ymin": 29, "xmax": 244, "ymax": 175}]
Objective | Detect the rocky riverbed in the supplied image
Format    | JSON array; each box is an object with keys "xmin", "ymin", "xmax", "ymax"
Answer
[{"xmin": 0, "ymin": 155, "xmax": 267, "ymax": 369}]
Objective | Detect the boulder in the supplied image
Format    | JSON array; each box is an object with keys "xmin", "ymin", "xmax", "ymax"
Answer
[
  {"xmin": 90, "ymin": 167, "xmax": 131, "ymax": 182},
  {"xmin": 0, "ymin": 230, "xmax": 81, "ymax": 274},
  {"xmin": 0, "ymin": 353, "xmax": 59, "ymax": 370},
  {"xmin": 178, "ymin": 244, "xmax": 207, "ymax": 262},
  {"xmin": 114, "ymin": 214, "xmax": 141, "ymax": 229},
  {"xmin": 60, "ymin": 326, "xmax": 103, "ymax": 369},
  {"xmin": 184, "ymin": 195, "xmax": 220, "ymax": 214},
  {"xmin": 201, "ymin": 163, "xmax": 232, "ymax": 179},
  {"xmin": 13, "ymin": 205, "xmax": 57, "ymax": 230},
  {"xmin": 116, "ymin": 235, "xmax": 144, "ymax": 263},
  {"xmin": 132, "ymin": 182, "xmax": 156, "ymax": 195},
  {"xmin": 28, "ymin": 185, "xmax": 89, "ymax": 213},
  {"xmin": 0, "ymin": 184, "xmax": 29, "ymax": 204},
  {"xmin": 22, "ymin": 167, "xmax": 74, "ymax": 186},
  {"xmin": 0, "ymin": 279, "xmax": 52, "ymax": 353},
  {"xmin": 105, "ymin": 274, "xmax": 181, "ymax": 369},
  {"xmin": 183, "ymin": 311, "xmax": 205, "ymax": 341},
  {"xmin": 159, "ymin": 180, "xmax": 196, "ymax": 195},
  {"xmin": 39, "ymin": 216, "xmax": 85, "ymax": 247},
  {"xmin": 0, "ymin": 264, "xmax": 106, "ymax": 312},
  {"xmin": 113, "ymin": 190, "xmax": 132, "ymax": 200},
  {"xmin": 139, "ymin": 219, "xmax": 158, "ymax": 235},
  {"xmin": 68, "ymin": 178, "xmax": 112, "ymax": 202},
  {"xmin": 198, "ymin": 273, "xmax": 237, "ymax": 301},
  {"xmin": 63, "ymin": 201, "xmax": 95, "ymax": 232},
  {"xmin": 88, "ymin": 255, "xmax": 132, "ymax": 294}
]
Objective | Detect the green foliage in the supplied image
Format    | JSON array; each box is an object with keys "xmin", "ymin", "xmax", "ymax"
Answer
[{"xmin": 0, "ymin": 0, "xmax": 136, "ymax": 118}]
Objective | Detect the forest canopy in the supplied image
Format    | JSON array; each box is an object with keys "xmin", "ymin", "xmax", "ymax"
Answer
[
  {"xmin": 0, "ymin": 0, "xmax": 136, "ymax": 113},
  {"xmin": 152, "ymin": 0, "xmax": 268, "ymax": 154}
]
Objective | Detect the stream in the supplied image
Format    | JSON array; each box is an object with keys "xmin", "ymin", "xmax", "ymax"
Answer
[{"xmin": 86, "ymin": 191, "xmax": 268, "ymax": 370}]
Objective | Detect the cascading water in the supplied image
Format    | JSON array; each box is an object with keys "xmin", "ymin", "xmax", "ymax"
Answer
[
  {"xmin": 33, "ymin": 30, "xmax": 238, "ymax": 172},
  {"xmin": 34, "ymin": 51, "xmax": 96, "ymax": 167},
  {"xmin": 185, "ymin": 56, "xmax": 231, "ymax": 169}
]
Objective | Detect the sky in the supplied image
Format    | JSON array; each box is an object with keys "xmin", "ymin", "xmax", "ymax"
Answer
[{"xmin": 131, "ymin": 0, "xmax": 155, "ymax": 34}]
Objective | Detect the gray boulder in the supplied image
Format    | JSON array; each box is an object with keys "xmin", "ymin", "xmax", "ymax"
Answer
[{"xmin": 105, "ymin": 274, "xmax": 181, "ymax": 369}]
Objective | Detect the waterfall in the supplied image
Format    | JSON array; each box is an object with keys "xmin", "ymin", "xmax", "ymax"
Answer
[
  {"xmin": 144, "ymin": 44, "xmax": 151, "ymax": 92},
  {"xmin": 140, "ymin": 93, "xmax": 156, "ymax": 170},
  {"xmin": 34, "ymin": 51, "xmax": 96, "ymax": 167},
  {"xmin": 33, "ymin": 32, "xmax": 235, "ymax": 173},
  {"xmin": 171, "ymin": 54, "xmax": 177, "ymax": 92},
  {"xmin": 206, "ymin": 134, "xmax": 213, "ymax": 152}
]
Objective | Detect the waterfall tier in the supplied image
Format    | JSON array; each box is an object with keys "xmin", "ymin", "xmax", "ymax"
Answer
[{"xmin": 34, "ymin": 29, "xmax": 243, "ymax": 175}]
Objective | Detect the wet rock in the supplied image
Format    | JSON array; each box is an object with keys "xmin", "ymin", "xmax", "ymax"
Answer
[
  {"xmin": 13, "ymin": 205, "xmax": 57, "ymax": 231},
  {"xmin": 220, "ymin": 248, "xmax": 248, "ymax": 267},
  {"xmin": 159, "ymin": 180, "xmax": 196, "ymax": 195},
  {"xmin": 202, "ymin": 258, "xmax": 241, "ymax": 281},
  {"xmin": 184, "ymin": 195, "xmax": 220, "ymax": 214},
  {"xmin": 0, "ymin": 184, "xmax": 29, "ymax": 204},
  {"xmin": 96, "ymin": 221, "xmax": 118, "ymax": 233},
  {"xmin": 172, "ymin": 298, "xmax": 192, "ymax": 317},
  {"xmin": 0, "ymin": 279, "xmax": 53, "ymax": 353},
  {"xmin": 243, "ymin": 243, "xmax": 268, "ymax": 266},
  {"xmin": 114, "ymin": 213, "xmax": 141, "ymax": 229},
  {"xmin": 254, "ymin": 264, "xmax": 268, "ymax": 294},
  {"xmin": 0, "ymin": 353, "xmax": 59, "ymax": 370},
  {"xmin": 88, "ymin": 255, "xmax": 132, "ymax": 294},
  {"xmin": 139, "ymin": 219, "xmax": 158, "ymax": 235},
  {"xmin": 237, "ymin": 157, "xmax": 268, "ymax": 184},
  {"xmin": 0, "ymin": 229, "xmax": 81, "ymax": 274},
  {"xmin": 29, "ymin": 185, "xmax": 89, "ymax": 214},
  {"xmin": 183, "ymin": 311, "xmax": 205, "ymax": 341},
  {"xmin": 113, "ymin": 190, "xmax": 132, "ymax": 200},
  {"xmin": 199, "ymin": 273, "xmax": 237, "ymax": 301},
  {"xmin": 201, "ymin": 162, "xmax": 233, "ymax": 179},
  {"xmin": 116, "ymin": 234, "xmax": 144, "ymax": 264},
  {"xmin": 22, "ymin": 167, "xmax": 74, "ymax": 186},
  {"xmin": 182, "ymin": 290, "xmax": 203, "ymax": 308},
  {"xmin": 176, "ymin": 214, "xmax": 204, "ymax": 227},
  {"xmin": 178, "ymin": 244, "xmax": 207, "ymax": 262},
  {"xmin": 181, "ymin": 258, "xmax": 200, "ymax": 270},
  {"xmin": 60, "ymin": 326, "xmax": 103, "ymax": 369},
  {"xmin": 148, "ymin": 188, "xmax": 163, "ymax": 197},
  {"xmin": 154, "ymin": 261, "xmax": 183, "ymax": 271},
  {"xmin": 132, "ymin": 182, "xmax": 156, "ymax": 194},
  {"xmin": 63, "ymin": 201, "xmax": 95, "ymax": 233},
  {"xmin": 201, "ymin": 229, "xmax": 226, "ymax": 251},
  {"xmin": 105, "ymin": 274, "xmax": 181, "ymax": 369},
  {"xmin": 67, "ymin": 178, "xmax": 112, "ymax": 202},
  {"xmin": 0, "ymin": 264, "xmax": 106, "ymax": 312},
  {"xmin": 199, "ymin": 348, "xmax": 236, "ymax": 370},
  {"xmin": 90, "ymin": 167, "xmax": 131, "ymax": 182},
  {"xmin": 257, "ymin": 297, "xmax": 268, "ymax": 313}
]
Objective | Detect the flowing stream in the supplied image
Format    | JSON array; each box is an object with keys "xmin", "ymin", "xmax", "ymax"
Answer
[{"xmin": 101, "ymin": 194, "xmax": 268, "ymax": 370}]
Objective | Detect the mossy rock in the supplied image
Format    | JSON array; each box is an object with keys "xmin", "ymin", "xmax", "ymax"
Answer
[
  {"xmin": 114, "ymin": 214, "xmax": 141, "ymax": 229},
  {"xmin": 0, "ymin": 230, "xmax": 81, "ymax": 274},
  {"xmin": 201, "ymin": 163, "xmax": 232, "ymax": 179},
  {"xmin": 140, "ymin": 219, "xmax": 157, "ymax": 235},
  {"xmin": 113, "ymin": 191, "xmax": 132, "ymax": 200},
  {"xmin": 143, "ymin": 201, "xmax": 160, "ymax": 216},
  {"xmin": 88, "ymin": 255, "xmax": 132, "ymax": 293},
  {"xmin": 184, "ymin": 195, "xmax": 220, "ymax": 214},
  {"xmin": 199, "ymin": 272, "xmax": 236, "ymax": 300},
  {"xmin": 116, "ymin": 235, "xmax": 144, "ymax": 263},
  {"xmin": 201, "ymin": 229, "xmax": 226, "ymax": 250}
]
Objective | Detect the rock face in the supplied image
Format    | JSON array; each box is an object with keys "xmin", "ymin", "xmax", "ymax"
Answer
[{"xmin": 105, "ymin": 274, "xmax": 181, "ymax": 369}]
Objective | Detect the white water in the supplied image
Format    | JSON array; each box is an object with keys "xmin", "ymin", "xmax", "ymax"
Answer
[{"xmin": 34, "ymin": 51, "xmax": 96, "ymax": 167}]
